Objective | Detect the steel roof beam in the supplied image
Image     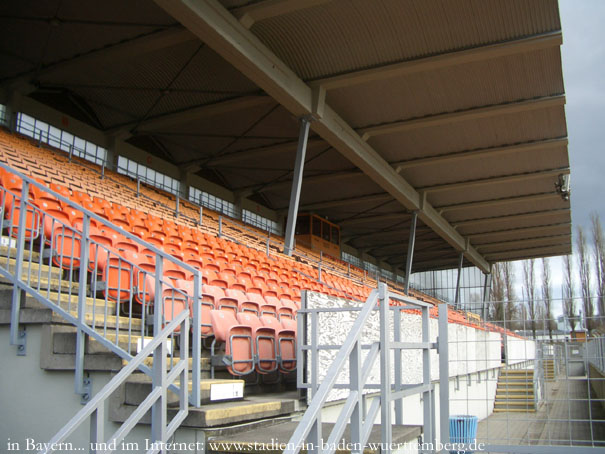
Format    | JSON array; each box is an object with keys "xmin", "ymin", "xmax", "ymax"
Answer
[
  {"xmin": 454, "ymin": 208, "xmax": 569, "ymax": 229},
  {"xmin": 205, "ymin": 138, "xmax": 323, "ymax": 167},
  {"xmin": 484, "ymin": 245, "xmax": 571, "ymax": 261},
  {"xmin": 3, "ymin": 27, "xmax": 196, "ymax": 94},
  {"xmin": 292, "ymin": 192, "xmax": 391, "ymax": 212},
  {"xmin": 154, "ymin": 0, "xmax": 491, "ymax": 272},
  {"xmin": 237, "ymin": 169, "xmax": 362, "ymax": 198},
  {"xmin": 338, "ymin": 212, "xmax": 409, "ymax": 227},
  {"xmin": 393, "ymin": 137, "xmax": 567, "ymax": 172},
  {"xmin": 468, "ymin": 223, "xmax": 570, "ymax": 241},
  {"xmin": 233, "ymin": 0, "xmax": 333, "ymax": 29},
  {"xmin": 421, "ymin": 167, "xmax": 569, "ymax": 193},
  {"xmin": 109, "ymin": 95, "xmax": 274, "ymax": 144},
  {"xmin": 359, "ymin": 95, "xmax": 565, "ymax": 140},
  {"xmin": 475, "ymin": 234, "xmax": 572, "ymax": 253},
  {"xmin": 311, "ymin": 31, "xmax": 562, "ymax": 91},
  {"xmin": 437, "ymin": 192, "xmax": 562, "ymax": 213}
]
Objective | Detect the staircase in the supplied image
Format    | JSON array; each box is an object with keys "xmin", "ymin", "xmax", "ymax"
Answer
[
  {"xmin": 544, "ymin": 359, "xmax": 556, "ymax": 381},
  {"xmin": 0, "ymin": 255, "xmax": 300, "ymax": 430},
  {"xmin": 494, "ymin": 369, "xmax": 536, "ymax": 412}
]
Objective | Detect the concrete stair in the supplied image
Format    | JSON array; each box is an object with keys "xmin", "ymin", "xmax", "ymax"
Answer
[
  {"xmin": 0, "ymin": 243, "xmax": 303, "ymax": 433},
  {"xmin": 494, "ymin": 369, "xmax": 536, "ymax": 412},
  {"xmin": 544, "ymin": 359, "xmax": 556, "ymax": 380}
]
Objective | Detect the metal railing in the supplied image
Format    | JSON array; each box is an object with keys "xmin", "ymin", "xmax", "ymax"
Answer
[
  {"xmin": 288, "ymin": 283, "xmax": 447, "ymax": 454},
  {"xmin": 0, "ymin": 162, "xmax": 203, "ymax": 408},
  {"xmin": 39, "ymin": 310, "xmax": 189, "ymax": 454},
  {"xmin": 587, "ymin": 336, "xmax": 605, "ymax": 375}
]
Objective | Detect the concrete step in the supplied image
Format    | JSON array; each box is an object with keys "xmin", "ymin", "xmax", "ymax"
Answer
[
  {"xmin": 0, "ymin": 286, "xmax": 117, "ymax": 312},
  {"xmin": 494, "ymin": 400, "xmax": 535, "ymax": 407},
  {"xmin": 110, "ymin": 391, "xmax": 301, "ymax": 429},
  {"xmin": 500, "ymin": 369, "xmax": 534, "ymax": 376},
  {"xmin": 205, "ymin": 421, "xmax": 421, "ymax": 454},
  {"xmin": 40, "ymin": 325, "xmax": 123, "ymax": 371},
  {"xmin": 0, "ymin": 273, "xmax": 84, "ymax": 293},
  {"xmin": 52, "ymin": 327, "xmax": 154, "ymax": 355},
  {"xmin": 121, "ymin": 356, "xmax": 211, "ymax": 371},
  {"xmin": 495, "ymin": 394, "xmax": 534, "ymax": 400},
  {"xmin": 124, "ymin": 375, "xmax": 245, "ymax": 406},
  {"xmin": 0, "ymin": 244, "xmax": 41, "ymax": 261},
  {"xmin": 493, "ymin": 408, "xmax": 536, "ymax": 413},
  {"xmin": 0, "ymin": 256, "xmax": 64, "ymax": 281}
]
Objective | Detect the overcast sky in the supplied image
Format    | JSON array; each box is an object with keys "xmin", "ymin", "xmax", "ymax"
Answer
[
  {"xmin": 508, "ymin": 1, "xmax": 605, "ymax": 314},
  {"xmin": 560, "ymin": 0, "xmax": 605, "ymax": 229}
]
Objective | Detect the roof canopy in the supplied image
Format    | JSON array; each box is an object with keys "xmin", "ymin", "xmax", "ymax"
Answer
[{"xmin": 0, "ymin": 0, "xmax": 570, "ymax": 272}]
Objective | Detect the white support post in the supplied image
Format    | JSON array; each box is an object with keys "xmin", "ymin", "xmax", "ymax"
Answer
[
  {"xmin": 438, "ymin": 304, "xmax": 450, "ymax": 446},
  {"xmin": 404, "ymin": 211, "xmax": 418, "ymax": 294},
  {"xmin": 379, "ymin": 282, "xmax": 392, "ymax": 452},
  {"xmin": 283, "ymin": 117, "xmax": 311, "ymax": 256}
]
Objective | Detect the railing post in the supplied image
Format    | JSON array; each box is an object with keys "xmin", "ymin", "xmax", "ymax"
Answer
[
  {"xmin": 175, "ymin": 195, "xmax": 180, "ymax": 218},
  {"xmin": 378, "ymin": 282, "xmax": 392, "ymax": 452},
  {"xmin": 69, "ymin": 144, "xmax": 74, "ymax": 162},
  {"xmin": 438, "ymin": 304, "xmax": 450, "ymax": 446},
  {"xmin": 421, "ymin": 305, "xmax": 434, "ymax": 448},
  {"xmin": 218, "ymin": 215, "xmax": 222, "ymax": 238},
  {"xmin": 350, "ymin": 341, "xmax": 363, "ymax": 454},
  {"xmin": 199, "ymin": 205, "xmax": 203, "ymax": 225},
  {"xmin": 10, "ymin": 180, "xmax": 30, "ymax": 349},
  {"xmin": 90, "ymin": 406, "xmax": 104, "ymax": 452},
  {"xmin": 75, "ymin": 213, "xmax": 91, "ymax": 402},
  {"xmin": 136, "ymin": 178, "xmax": 140, "ymax": 197},
  {"xmin": 394, "ymin": 308, "xmax": 403, "ymax": 425},
  {"xmin": 151, "ymin": 255, "xmax": 167, "ymax": 445},
  {"xmin": 307, "ymin": 306, "xmax": 321, "ymax": 454},
  {"xmin": 191, "ymin": 271, "xmax": 201, "ymax": 407}
]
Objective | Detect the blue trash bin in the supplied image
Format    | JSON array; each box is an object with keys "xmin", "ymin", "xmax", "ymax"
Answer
[{"xmin": 449, "ymin": 415, "xmax": 478, "ymax": 453}]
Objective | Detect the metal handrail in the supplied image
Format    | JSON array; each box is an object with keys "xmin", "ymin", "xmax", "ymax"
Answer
[
  {"xmin": 288, "ymin": 283, "xmax": 442, "ymax": 454},
  {"xmin": 0, "ymin": 161, "xmax": 203, "ymax": 407},
  {"xmin": 38, "ymin": 309, "xmax": 190, "ymax": 454}
]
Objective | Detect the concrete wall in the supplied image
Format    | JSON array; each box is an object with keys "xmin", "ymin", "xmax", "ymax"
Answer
[
  {"xmin": 321, "ymin": 369, "xmax": 498, "ymax": 447},
  {"xmin": 0, "ymin": 325, "xmax": 205, "ymax": 453},
  {"xmin": 588, "ymin": 364, "xmax": 605, "ymax": 411},
  {"xmin": 305, "ymin": 292, "xmax": 501, "ymax": 404},
  {"xmin": 506, "ymin": 336, "xmax": 536, "ymax": 365}
]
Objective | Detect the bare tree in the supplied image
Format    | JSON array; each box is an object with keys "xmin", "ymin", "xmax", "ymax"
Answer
[
  {"xmin": 563, "ymin": 254, "xmax": 578, "ymax": 334},
  {"xmin": 591, "ymin": 212, "xmax": 605, "ymax": 322},
  {"xmin": 541, "ymin": 258, "xmax": 554, "ymax": 340},
  {"xmin": 522, "ymin": 259, "xmax": 537, "ymax": 339},
  {"xmin": 490, "ymin": 263, "xmax": 505, "ymax": 325},
  {"xmin": 503, "ymin": 261, "xmax": 517, "ymax": 327},
  {"xmin": 577, "ymin": 226, "xmax": 595, "ymax": 330}
]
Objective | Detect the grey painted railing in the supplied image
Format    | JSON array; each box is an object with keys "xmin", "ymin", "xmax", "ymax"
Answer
[
  {"xmin": 587, "ymin": 336, "xmax": 605, "ymax": 374},
  {"xmin": 38, "ymin": 310, "xmax": 189, "ymax": 454},
  {"xmin": 0, "ymin": 162, "xmax": 203, "ymax": 408},
  {"xmin": 290, "ymin": 283, "xmax": 444, "ymax": 454}
]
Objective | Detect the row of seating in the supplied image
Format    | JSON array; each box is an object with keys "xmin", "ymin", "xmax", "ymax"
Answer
[{"xmin": 0, "ymin": 129, "xmax": 386, "ymax": 301}]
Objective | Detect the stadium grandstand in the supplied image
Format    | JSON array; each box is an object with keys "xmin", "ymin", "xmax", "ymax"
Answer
[{"xmin": 2, "ymin": 1, "xmax": 598, "ymax": 454}]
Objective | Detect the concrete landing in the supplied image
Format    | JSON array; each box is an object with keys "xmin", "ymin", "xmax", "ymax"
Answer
[
  {"xmin": 110, "ymin": 390, "xmax": 302, "ymax": 429},
  {"xmin": 207, "ymin": 421, "xmax": 421, "ymax": 453}
]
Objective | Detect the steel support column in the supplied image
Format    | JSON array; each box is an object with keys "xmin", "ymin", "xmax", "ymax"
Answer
[
  {"xmin": 454, "ymin": 252, "xmax": 464, "ymax": 309},
  {"xmin": 481, "ymin": 271, "xmax": 492, "ymax": 320},
  {"xmin": 283, "ymin": 117, "xmax": 311, "ymax": 256},
  {"xmin": 404, "ymin": 211, "xmax": 418, "ymax": 294}
]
